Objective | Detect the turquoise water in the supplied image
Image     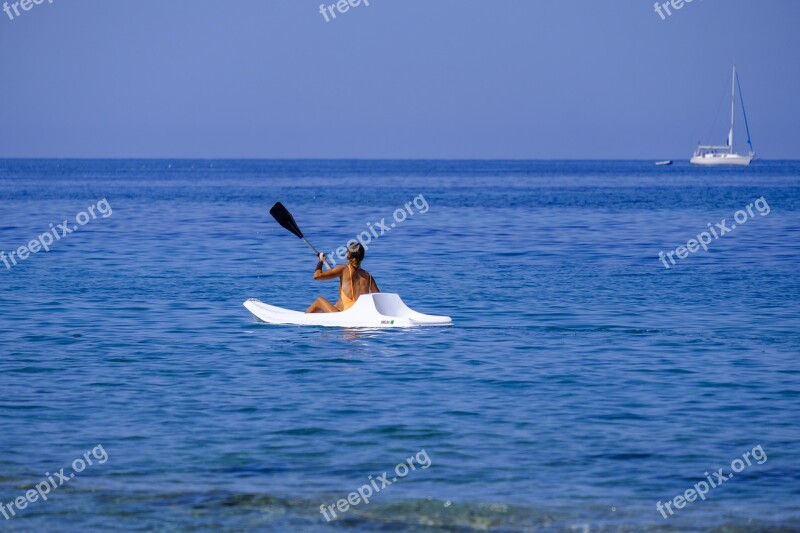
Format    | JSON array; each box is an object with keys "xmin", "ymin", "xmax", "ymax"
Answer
[{"xmin": 1, "ymin": 160, "xmax": 798, "ymax": 531}]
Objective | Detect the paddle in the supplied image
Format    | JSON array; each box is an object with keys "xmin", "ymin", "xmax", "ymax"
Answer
[{"xmin": 269, "ymin": 202, "xmax": 332, "ymax": 269}]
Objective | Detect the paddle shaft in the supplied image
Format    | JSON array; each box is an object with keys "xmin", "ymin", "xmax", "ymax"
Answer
[{"xmin": 301, "ymin": 237, "xmax": 332, "ymax": 269}]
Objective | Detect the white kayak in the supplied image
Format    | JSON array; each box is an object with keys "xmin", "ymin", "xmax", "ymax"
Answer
[{"xmin": 244, "ymin": 293, "xmax": 452, "ymax": 328}]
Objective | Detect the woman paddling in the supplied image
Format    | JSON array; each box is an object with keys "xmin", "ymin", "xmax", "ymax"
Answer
[{"xmin": 306, "ymin": 242, "xmax": 380, "ymax": 313}]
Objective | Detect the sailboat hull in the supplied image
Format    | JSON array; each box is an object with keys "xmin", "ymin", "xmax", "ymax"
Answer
[{"xmin": 690, "ymin": 153, "xmax": 754, "ymax": 166}]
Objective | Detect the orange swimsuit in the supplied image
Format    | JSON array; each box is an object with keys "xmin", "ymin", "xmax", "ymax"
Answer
[{"xmin": 340, "ymin": 265, "xmax": 372, "ymax": 311}]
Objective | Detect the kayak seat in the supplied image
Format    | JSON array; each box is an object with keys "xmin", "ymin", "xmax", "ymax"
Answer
[{"xmin": 352, "ymin": 293, "xmax": 413, "ymax": 318}]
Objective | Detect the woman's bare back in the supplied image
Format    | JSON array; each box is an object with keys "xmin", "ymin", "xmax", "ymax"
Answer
[{"xmin": 336, "ymin": 266, "xmax": 379, "ymax": 310}]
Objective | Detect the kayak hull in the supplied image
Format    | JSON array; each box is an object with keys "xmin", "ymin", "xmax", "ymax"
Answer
[{"xmin": 243, "ymin": 293, "xmax": 452, "ymax": 328}]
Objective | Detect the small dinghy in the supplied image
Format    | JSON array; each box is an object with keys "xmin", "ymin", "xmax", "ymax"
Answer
[
  {"xmin": 244, "ymin": 293, "xmax": 452, "ymax": 328},
  {"xmin": 655, "ymin": 160, "xmax": 673, "ymax": 166}
]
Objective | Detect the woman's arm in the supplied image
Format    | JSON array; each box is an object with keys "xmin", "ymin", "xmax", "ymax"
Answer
[{"xmin": 313, "ymin": 254, "xmax": 344, "ymax": 280}]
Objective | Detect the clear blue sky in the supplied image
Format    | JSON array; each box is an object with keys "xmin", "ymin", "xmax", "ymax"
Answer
[{"xmin": 1, "ymin": 0, "xmax": 798, "ymax": 159}]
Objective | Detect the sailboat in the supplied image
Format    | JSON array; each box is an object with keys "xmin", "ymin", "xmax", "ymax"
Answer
[{"xmin": 690, "ymin": 65, "xmax": 755, "ymax": 166}]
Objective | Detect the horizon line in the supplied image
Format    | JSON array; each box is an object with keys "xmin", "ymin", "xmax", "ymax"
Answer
[{"xmin": 0, "ymin": 157, "xmax": 797, "ymax": 162}]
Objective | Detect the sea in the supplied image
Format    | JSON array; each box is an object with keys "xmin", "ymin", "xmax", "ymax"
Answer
[{"xmin": 1, "ymin": 160, "xmax": 798, "ymax": 531}]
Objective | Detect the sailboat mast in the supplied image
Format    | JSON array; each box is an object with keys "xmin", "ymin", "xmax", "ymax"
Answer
[{"xmin": 729, "ymin": 65, "xmax": 736, "ymax": 153}]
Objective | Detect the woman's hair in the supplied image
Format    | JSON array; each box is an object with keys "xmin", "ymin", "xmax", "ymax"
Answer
[{"xmin": 347, "ymin": 242, "xmax": 365, "ymax": 268}]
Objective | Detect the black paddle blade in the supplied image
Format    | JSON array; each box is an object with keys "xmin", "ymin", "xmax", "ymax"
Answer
[{"xmin": 269, "ymin": 202, "xmax": 304, "ymax": 239}]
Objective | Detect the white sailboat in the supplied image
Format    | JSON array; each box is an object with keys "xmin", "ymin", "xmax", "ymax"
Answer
[{"xmin": 690, "ymin": 65, "xmax": 755, "ymax": 166}]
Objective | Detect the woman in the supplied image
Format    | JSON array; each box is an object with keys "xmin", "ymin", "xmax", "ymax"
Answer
[{"xmin": 305, "ymin": 242, "xmax": 380, "ymax": 313}]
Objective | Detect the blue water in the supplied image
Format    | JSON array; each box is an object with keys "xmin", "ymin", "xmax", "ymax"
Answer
[{"xmin": 1, "ymin": 160, "xmax": 798, "ymax": 531}]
